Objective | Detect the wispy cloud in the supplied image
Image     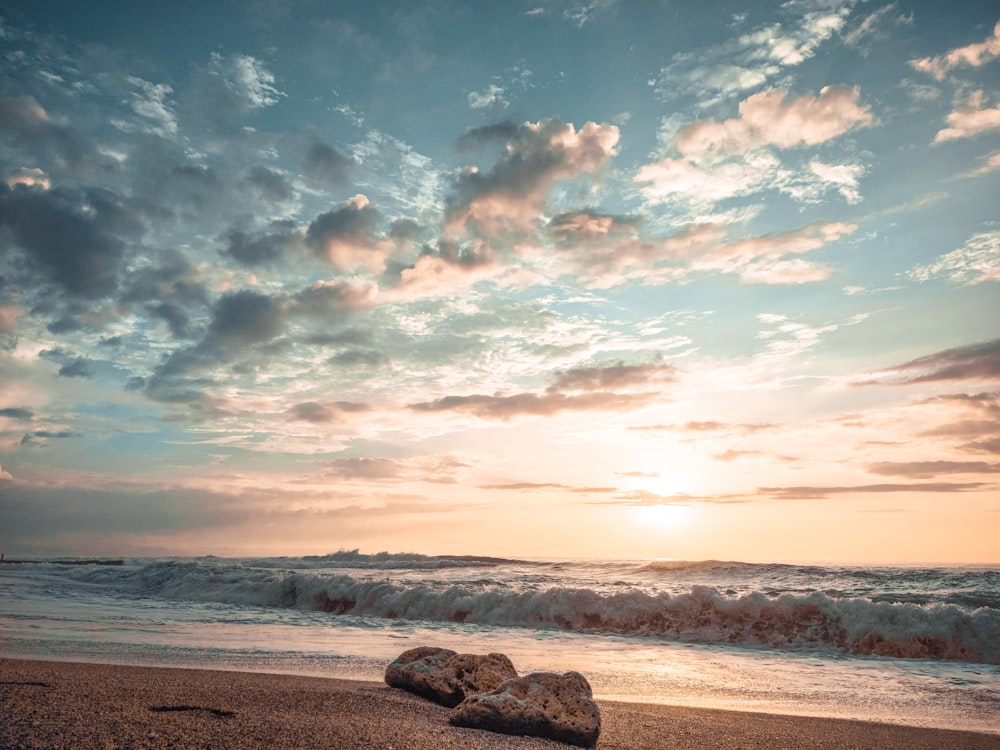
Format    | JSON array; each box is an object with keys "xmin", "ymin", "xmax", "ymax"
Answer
[
  {"xmin": 857, "ymin": 339, "xmax": 1000, "ymax": 384},
  {"xmin": 908, "ymin": 231, "xmax": 1000, "ymax": 285}
]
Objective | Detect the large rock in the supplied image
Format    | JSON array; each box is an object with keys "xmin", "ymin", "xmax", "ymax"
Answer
[
  {"xmin": 384, "ymin": 646, "xmax": 518, "ymax": 708},
  {"xmin": 449, "ymin": 670, "xmax": 601, "ymax": 748}
]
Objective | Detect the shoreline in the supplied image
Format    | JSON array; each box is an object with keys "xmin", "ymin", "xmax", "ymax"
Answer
[{"xmin": 2, "ymin": 658, "xmax": 997, "ymax": 749}]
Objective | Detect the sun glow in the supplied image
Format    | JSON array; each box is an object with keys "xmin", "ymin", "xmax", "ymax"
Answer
[{"xmin": 630, "ymin": 502, "xmax": 692, "ymax": 529}]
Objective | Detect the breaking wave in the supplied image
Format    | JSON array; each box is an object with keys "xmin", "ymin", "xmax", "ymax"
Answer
[{"xmin": 81, "ymin": 560, "xmax": 1000, "ymax": 666}]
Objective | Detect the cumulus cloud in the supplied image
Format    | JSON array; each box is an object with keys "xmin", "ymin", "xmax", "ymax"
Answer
[
  {"xmin": 446, "ymin": 118, "xmax": 619, "ymax": 239},
  {"xmin": 408, "ymin": 360, "xmax": 676, "ymax": 421},
  {"xmin": 934, "ymin": 90, "xmax": 1000, "ymax": 142},
  {"xmin": 859, "ymin": 339, "xmax": 1000, "ymax": 384},
  {"xmin": 910, "ymin": 20, "xmax": 1000, "ymax": 79},
  {"xmin": 305, "ymin": 194, "xmax": 390, "ymax": 271},
  {"xmin": 636, "ymin": 88, "xmax": 871, "ymax": 213},
  {"xmin": 0, "ymin": 183, "xmax": 136, "ymax": 299},
  {"xmin": 222, "ymin": 220, "xmax": 300, "ymax": 266},
  {"xmin": 674, "ymin": 86, "xmax": 873, "ymax": 159},
  {"xmin": 389, "ymin": 239, "xmax": 499, "ymax": 299},
  {"xmin": 908, "ymin": 231, "xmax": 1000, "ymax": 285}
]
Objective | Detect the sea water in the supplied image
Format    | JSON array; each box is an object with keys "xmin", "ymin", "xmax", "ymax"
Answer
[{"xmin": 1, "ymin": 553, "xmax": 997, "ymax": 734}]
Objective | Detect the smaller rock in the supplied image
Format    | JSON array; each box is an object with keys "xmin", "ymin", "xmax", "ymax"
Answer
[
  {"xmin": 449, "ymin": 670, "xmax": 601, "ymax": 748},
  {"xmin": 384, "ymin": 647, "xmax": 518, "ymax": 707}
]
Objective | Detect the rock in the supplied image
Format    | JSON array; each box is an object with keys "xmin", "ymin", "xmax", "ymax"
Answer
[
  {"xmin": 449, "ymin": 670, "xmax": 601, "ymax": 748},
  {"xmin": 384, "ymin": 647, "xmax": 518, "ymax": 708}
]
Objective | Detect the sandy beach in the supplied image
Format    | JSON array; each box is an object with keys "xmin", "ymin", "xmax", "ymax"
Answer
[{"xmin": 1, "ymin": 659, "xmax": 997, "ymax": 750}]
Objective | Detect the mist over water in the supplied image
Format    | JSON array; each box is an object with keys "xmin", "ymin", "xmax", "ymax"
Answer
[{"xmin": 2, "ymin": 553, "xmax": 998, "ymax": 734}]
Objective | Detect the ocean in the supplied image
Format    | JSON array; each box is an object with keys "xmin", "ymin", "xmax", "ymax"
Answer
[{"xmin": 1, "ymin": 552, "xmax": 997, "ymax": 734}]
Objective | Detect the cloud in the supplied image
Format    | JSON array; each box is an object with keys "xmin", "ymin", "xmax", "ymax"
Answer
[
  {"xmin": 119, "ymin": 76, "xmax": 179, "ymax": 137},
  {"xmin": 446, "ymin": 118, "xmax": 619, "ymax": 239},
  {"xmin": 0, "ymin": 94, "xmax": 113, "ymax": 179},
  {"xmin": 6, "ymin": 167, "xmax": 50, "ymax": 189},
  {"xmin": 635, "ymin": 89, "xmax": 871, "ymax": 213},
  {"xmin": 408, "ymin": 361, "xmax": 676, "ymax": 421},
  {"xmin": 934, "ymin": 90, "xmax": 1000, "ymax": 142},
  {"xmin": 222, "ymin": 220, "xmax": 300, "ymax": 266},
  {"xmin": 674, "ymin": 86, "xmax": 873, "ymax": 159},
  {"xmin": 687, "ymin": 222, "xmax": 855, "ymax": 284},
  {"xmin": 969, "ymin": 151, "xmax": 1000, "ymax": 176},
  {"xmin": 842, "ymin": 4, "xmax": 911, "ymax": 47},
  {"xmin": 761, "ymin": 482, "xmax": 987, "ymax": 499},
  {"xmin": 908, "ymin": 231, "xmax": 1000, "ymax": 285},
  {"xmin": 57, "ymin": 357, "xmax": 93, "ymax": 379},
  {"xmin": 468, "ymin": 84, "xmax": 508, "ymax": 110},
  {"xmin": 305, "ymin": 194, "xmax": 389, "ymax": 271},
  {"xmin": 910, "ymin": 20, "xmax": 1000, "ymax": 79},
  {"xmin": 303, "ymin": 141, "xmax": 356, "ymax": 187},
  {"xmin": 287, "ymin": 401, "xmax": 370, "ymax": 423},
  {"xmin": 867, "ymin": 461, "xmax": 1000, "ymax": 478},
  {"xmin": 859, "ymin": 339, "xmax": 1000, "ymax": 384},
  {"xmin": 0, "ymin": 183, "xmax": 136, "ymax": 299},
  {"xmin": 651, "ymin": 6, "xmax": 851, "ymax": 102},
  {"xmin": 0, "ymin": 407, "xmax": 34, "ymax": 420},
  {"xmin": 208, "ymin": 52, "xmax": 284, "ymax": 110}
]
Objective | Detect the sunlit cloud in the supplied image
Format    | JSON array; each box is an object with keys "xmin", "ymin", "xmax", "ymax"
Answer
[
  {"xmin": 910, "ymin": 20, "xmax": 1000, "ymax": 79},
  {"xmin": 934, "ymin": 90, "xmax": 1000, "ymax": 142}
]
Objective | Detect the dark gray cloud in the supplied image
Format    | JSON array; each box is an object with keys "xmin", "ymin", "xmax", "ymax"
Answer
[
  {"xmin": 0, "ymin": 407, "xmax": 34, "ymax": 420},
  {"xmin": 57, "ymin": 357, "xmax": 93, "ymax": 379},
  {"xmin": 861, "ymin": 339, "xmax": 1000, "ymax": 384},
  {"xmin": 0, "ymin": 183, "xmax": 137, "ymax": 299},
  {"xmin": 0, "ymin": 94, "xmax": 115, "ymax": 179},
  {"xmin": 221, "ymin": 220, "xmax": 298, "ymax": 266},
  {"xmin": 867, "ymin": 461, "xmax": 1000, "ymax": 478},
  {"xmin": 243, "ymin": 166, "xmax": 294, "ymax": 203},
  {"xmin": 303, "ymin": 141, "xmax": 356, "ymax": 187}
]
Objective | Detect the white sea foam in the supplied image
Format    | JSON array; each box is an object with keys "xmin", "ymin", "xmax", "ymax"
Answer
[{"xmin": 71, "ymin": 558, "xmax": 1000, "ymax": 665}]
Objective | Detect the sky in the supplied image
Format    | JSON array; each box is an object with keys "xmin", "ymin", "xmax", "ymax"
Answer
[{"xmin": 0, "ymin": 1, "xmax": 998, "ymax": 563}]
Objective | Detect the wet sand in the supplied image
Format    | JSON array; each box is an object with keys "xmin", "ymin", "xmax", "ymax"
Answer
[{"xmin": 2, "ymin": 658, "xmax": 997, "ymax": 749}]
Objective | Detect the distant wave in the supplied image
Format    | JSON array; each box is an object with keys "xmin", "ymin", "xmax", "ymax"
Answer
[
  {"xmin": 241, "ymin": 550, "xmax": 538, "ymax": 571},
  {"xmin": 83, "ymin": 561, "xmax": 1000, "ymax": 666}
]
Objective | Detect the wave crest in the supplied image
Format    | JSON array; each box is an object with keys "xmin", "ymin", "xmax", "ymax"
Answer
[{"xmin": 102, "ymin": 562, "xmax": 1000, "ymax": 665}]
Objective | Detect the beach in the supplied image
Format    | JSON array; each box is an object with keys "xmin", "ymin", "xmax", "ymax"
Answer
[{"xmin": 2, "ymin": 659, "xmax": 997, "ymax": 750}]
